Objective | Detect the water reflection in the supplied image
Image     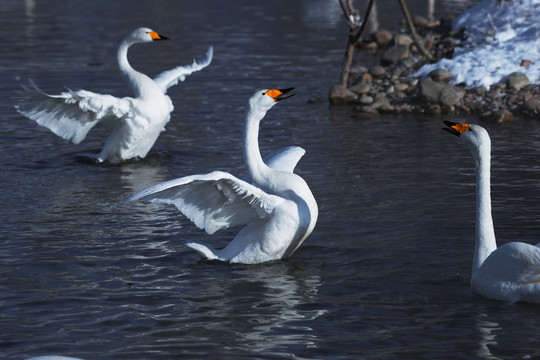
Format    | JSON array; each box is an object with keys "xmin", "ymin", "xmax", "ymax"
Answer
[
  {"xmin": 119, "ymin": 162, "xmax": 170, "ymax": 194},
  {"xmin": 475, "ymin": 313, "xmax": 502, "ymax": 360},
  {"xmin": 183, "ymin": 262, "xmax": 325, "ymax": 357}
]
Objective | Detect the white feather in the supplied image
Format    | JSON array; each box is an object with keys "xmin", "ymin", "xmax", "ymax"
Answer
[{"xmin": 15, "ymin": 27, "xmax": 212, "ymax": 163}]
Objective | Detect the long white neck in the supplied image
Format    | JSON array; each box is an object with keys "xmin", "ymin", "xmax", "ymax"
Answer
[
  {"xmin": 117, "ymin": 40, "xmax": 150, "ymax": 98},
  {"xmin": 472, "ymin": 143, "xmax": 497, "ymax": 274},
  {"xmin": 243, "ymin": 107, "xmax": 270, "ymax": 185}
]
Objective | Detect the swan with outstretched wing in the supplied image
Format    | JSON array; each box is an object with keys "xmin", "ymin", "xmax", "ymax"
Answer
[
  {"xmin": 16, "ymin": 27, "xmax": 213, "ymax": 164},
  {"xmin": 125, "ymin": 88, "xmax": 318, "ymax": 264}
]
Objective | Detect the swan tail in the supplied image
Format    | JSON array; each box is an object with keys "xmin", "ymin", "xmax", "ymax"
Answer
[{"xmin": 186, "ymin": 242, "xmax": 224, "ymax": 261}]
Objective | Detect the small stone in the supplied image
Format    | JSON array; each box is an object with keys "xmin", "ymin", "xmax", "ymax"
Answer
[
  {"xmin": 507, "ymin": 72, "xmax": 530, "ymax": 90},
  {"xmin": 520, "ymin": 84, "xmax": 536, "ymax": 93},
  {"xmin": 394, "ymin": 82, "xmax": 409, "ymax": 92},
  {"xmin": 372, "ymin": 30, "xmax": 393, "ymax": 47},
  {"xmin": 381, "ymin": 44, "xmax": 410, "ymax": 65},
  {"xmin": 373, "ymin": 94, "xmax": 391, "ymax": 109},
  {"xmin": 370, "ymin": 65, "xmax": 387, "ymax": 78},
  {"xmin": 475, "ymin": 86, "xmax": 487, "ymax": 95},
  {"xmin": 490, "ymin": 82, "xmax": 506, "ymax": 91},
  {"xmin": 362, "ymin": 73, "xmax": 372, "ymax": 83},
  {"xmin": 521, "ymin": 59, "xmax": 532, "ymax": 68},
  {"xmin": 428, "ymin": 68, "xmax": 454, "ymax": 81},
  {"xmin": 349, "ymin": 82, "xmax": 371, "ymax": 95},
  {"xmin": 523, "ymin": 97, "xmax": 540, "ymax": 114},
  {"xmin": 359, "ymin": 94, "xmax": 374, "ymax": 104},
  {"xmin": 394, "ymin": 34, "xmax": 414, "ymax": 47},
  {"xmin": 350, "ymin": 65, "xmax": 369, "ymax": 75},
  {"xmin": 329, "ymin": 84, "xmax": 357, "ymax": 105}
]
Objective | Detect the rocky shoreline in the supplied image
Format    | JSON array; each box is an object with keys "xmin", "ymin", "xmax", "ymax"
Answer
[{"xmin": 329, "ymin": 16, "xmax": 540, "ymax": 121}]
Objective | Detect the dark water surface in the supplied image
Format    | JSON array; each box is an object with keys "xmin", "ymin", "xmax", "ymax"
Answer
[{"xmin": 3, "ymin": 0, "xmax": 540, "ymax": 359}]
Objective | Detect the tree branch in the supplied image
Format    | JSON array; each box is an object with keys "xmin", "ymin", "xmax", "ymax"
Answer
[{"xmin": 397, "ymin": 0, "xmax": 433, "ymax": 60}]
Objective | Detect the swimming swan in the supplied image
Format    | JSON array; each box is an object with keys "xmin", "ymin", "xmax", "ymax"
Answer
[
  {"xmin": 16, "ymin": 27, "xmax": 213, "ymax": 164},
  {"xmin": 443, "ymin": 121, "xmax": 540, "ymax": 303},
  {"xmin": 125, "ymin": 88, "xmax": 318, "ymax": 264}
]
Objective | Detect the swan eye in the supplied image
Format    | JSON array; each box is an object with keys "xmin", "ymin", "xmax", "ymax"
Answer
[{"xmin": 262, "ymin": 92, "xmax": 266, "ymax": 96}]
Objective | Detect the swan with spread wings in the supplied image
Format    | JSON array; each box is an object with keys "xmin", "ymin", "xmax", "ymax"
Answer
[
  {"xmin": 16, "ymin": 27, "xmax": 213, "ymax": 164},
  {"xmin": 125, "ymin": 88, "xmax": 318, "ymax": 264}
]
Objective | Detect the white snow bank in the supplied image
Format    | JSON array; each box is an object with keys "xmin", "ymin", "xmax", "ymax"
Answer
[{"xmin": 414, "ymin": 0, "xmax": 540, "ymax": 88}]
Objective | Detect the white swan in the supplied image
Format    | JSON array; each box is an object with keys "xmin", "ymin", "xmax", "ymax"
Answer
[
  {"xmin": 443, "ymin": 121, "xmax": 540, "ymax": 303},
  {"xmin": 124, "ymin": 88, "xmax": 318, "ymax": 264},
  {"xmin": 16, "ymin": 27, "xmax": 213, "ymax": 164}
]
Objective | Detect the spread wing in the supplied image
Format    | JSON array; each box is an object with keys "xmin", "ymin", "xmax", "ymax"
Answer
[
  {"xmin": 124, "ymin": 170, "xmax": 284, "ymax": 235},
  {"xmin": 15, "ymin": 80, "xmax": 131, "ymax": 144},
  {"xmin": 153, "ymin": 46, "xmax": 213, "ymax": 93},
  {"xmin": 243, "ymin": 146, "xmax": 305, "ymax": 183},
  {"xmin": 263, "ymin": 146, "xmax": 305, "ymax": 173}
]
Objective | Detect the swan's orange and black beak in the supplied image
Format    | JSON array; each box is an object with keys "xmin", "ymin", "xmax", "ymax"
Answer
[
  {"xmin": 266, "ymin": 88, "xmax": 295, "ymax": 102},
  {"xmin": 443, "ymin": 120, "xmax": 470, "ymax": 137},
  {"xmin": 149, "ymin": 31, "xmax": 169, "ymax": 41}
]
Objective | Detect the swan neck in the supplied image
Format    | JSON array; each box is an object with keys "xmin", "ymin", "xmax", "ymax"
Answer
[
  {"xmin": 243, "ymin": 107, "xmax": 269, "ymax": 182},
  {"xmin": 472, "ymin": 145, "xmax": 497, "ymax": 274},
  {"xmin": 117, "ymin": 39, "xmax": 144, "ymax": 96}
]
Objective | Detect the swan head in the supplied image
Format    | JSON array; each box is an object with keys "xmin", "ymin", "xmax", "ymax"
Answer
[
  {"xmin": 126, "ymin": 27, "xmax": 169, "ymax": 44},
  {"xmin": 248, "ymin": 88, "xmax": 295, "ymax": 113},
  {"xmin": 443, "ymin": 121, "xmax": 491, "ymax": 154}
]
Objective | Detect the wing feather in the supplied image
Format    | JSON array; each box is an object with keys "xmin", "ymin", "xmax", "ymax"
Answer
[
  {"xmin": 15, "ymin": 80, "xmax": 131, "ymax": 144},
  {"xmin": 124, "ymin": 170, "xmax": 283, "ymax": 234},
  {"xmin": 153, "ymin": 46, "xmax": 213, "ymax": 93},
  {"xmin": 243, "ymin": 146, "xmax": 305, "ymax": 183}
]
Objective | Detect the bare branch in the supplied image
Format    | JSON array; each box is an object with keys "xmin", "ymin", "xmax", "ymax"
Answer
[
  {"xmin": 397, "ymin": 0, "xmax": 433, "ymax": 60},
  {"xmin": 339, "ymin": 0, "xmax": 356, "ymax": 30}
]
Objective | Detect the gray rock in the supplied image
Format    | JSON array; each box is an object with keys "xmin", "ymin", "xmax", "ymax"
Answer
[
  {"xmin": 523, "ymin": 97, "xmax": 540, "ymax": 114},
  {"xmin": 373, "ymin": 94, "xmax": 391, "ymax": 110},
  {"xmin": 381, "ymin": 44, "xmax": 410, "ymax": 65},
  {"xmin": 370, "ymin": 65, "xmax": 387, "ymax": 78},
  {"xmin": 419, "ymin": 78, "xmax": 460, "ymax": 106},
  {"xmin": 394, "ymin": 82, "xmax": 409, "ymax": 92},
  {"xmin": 329, "ymin": 84, "xmax": 357, "ymax": 105},
  {"xmin": 349, "ymin": 82, "xmax": 371, "ymax": 95},
  {"xmin": 507, "ymin": 72, "xmax": 530, "ymax": 90},
  {"xmin": 439, "ymin": 85, "xmax": 461, "ymax": 106},
  {"xmin": 419, "ymin": 78, "xmax": 443, "ymax": 103}
]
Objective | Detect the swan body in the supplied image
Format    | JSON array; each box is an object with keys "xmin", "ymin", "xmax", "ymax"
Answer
[
  {"xmin": 125, "ymin": 88, "xmax": 318, "ymax": 264},
  {"xmin": 16, "ymin": 27, "xmax": 213, "ymax": 164},
  {"xmin": 444, "ymin": 121, "xmax": 540, "ymax": 303}
]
